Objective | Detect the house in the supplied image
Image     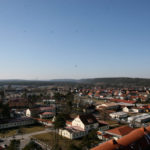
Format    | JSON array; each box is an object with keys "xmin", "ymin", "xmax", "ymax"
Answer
[
  {"xmin": 128, "ymin": 114, "xmax": 150, "ymax": 123},
  {"xmin": 122, "ymin": 106, "xmax": 132, "ymax": 112},
  {"xmin": 0, "ymin": 117, "xmax": 35, "ymax": 129},
  {"xmin": 39, "ymin": 112, "xmax": 54, "ymax": 119},
  {"xmin": 98, "ymin": 121, "xmax": 109, "ymax": 131},
  {"xmin": 72, "ymin": 114, "xmax": 99, "ymax": 131},
  {"xmin": 9, "ymin": 98, "xmax": 28, "ymax": 108},
  {"xmin": 26, "ymin": 106, "xmax": 55, "ymax": 117},
  {"xmin": 98, "ymin": 103, "xmax": 120, "ymax": 110},
  {"xmin": 91, "ymin": 126, "xmax": 150, "ymax": 150},
  {"xmin": 109, "ymin": 112, "xmax": 128, "ymax": 119},
  {"xmin": 97, "ymin": 132, "xmax": 113, "ymax": 141},
  {"xmin": 131, "ymin": 107, "xmax": 144, "ymax": 113},
  {"xmin": 110, "ymin": 99, "xmax": 136, "ymax": 104},
  {"xmin": 105, "ymin": 126, "xmax": 134, "ymax": 140},
  {"xmin": 36, "ymin": 118, "xmax": 53, "ymax": 127},
  {"xmin": 59, "ymin": 126, "xmax": 88, "ymax": 139},
  {"xmin": 98, "ymin": 126, "xmax": 134, "ymax": 141}
]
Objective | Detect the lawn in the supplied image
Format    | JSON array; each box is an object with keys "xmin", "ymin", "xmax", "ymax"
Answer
[
  {"xmin": 0, "ymin": 129, "xmax": 17, "ymax": 138},
  {"xmin": 21, "ymin": 126, "xmax": 45, "ymax": 134},
  {"xmin": 32, "ymin": 132, "xmax": 82, "ymax": 150},
  {"xmin": 0, "ymin": 125, "xmax": 45, "ymax": 138}
]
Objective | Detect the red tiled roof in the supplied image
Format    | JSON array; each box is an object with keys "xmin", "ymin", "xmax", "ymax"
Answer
[
  {"xmin": 110, "ymin": 99, "xmax": 136, "ymax": 104},
  {"xmin": 40, "ymin": 112, "xmax": 53, "ymax": 115},
  {"xmin": 91, "ymin": 126, "xmax": 150, "ymax": 150},
  {"xmin": 106, "ymin": 126, "xmax": 134, "ymax": 136}
]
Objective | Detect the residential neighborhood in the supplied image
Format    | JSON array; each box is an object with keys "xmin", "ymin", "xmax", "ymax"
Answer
[{"xmin": 1, "ymin": 83, "xmax": 150, "ymax": 149}]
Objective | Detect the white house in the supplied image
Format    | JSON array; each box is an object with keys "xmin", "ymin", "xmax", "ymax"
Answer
[
  {"xmin": 26, "ymin": 109, "xmax": 31, "ymax": 117},
  {"xmin": 131, "ymin": 107, "xmax": 143, "ymax": 113},
  {"xmin": 109, "ymin": 112, "xmax": 128, "ymax": 119},
  {"xmin": 122, "ymin": 106, "xmax": 131, "ymax": 113},
  {"xmin": 59, "ymin": 126, "xmax": 88, "ymax": 139},
  {"xmin": 128, "ymin": 114, "xmax": 150, "ymax": 123},
  {"xmin": 72, "ymin": 114, "xmax": 99, "ymax": 131}
]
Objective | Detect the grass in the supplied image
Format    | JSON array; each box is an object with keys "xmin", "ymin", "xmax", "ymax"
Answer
[
  {"xmin": 21, "ymin": 126, "xmax": 45, "ymax": 134},
  {"xmin": 0, "ymin": 125, "xmax": 45, "ymax": 138},
  {"xmin": 0, "ymin": 129, "xmax": 17, "ymax": 138},
  {"xmin": 32, "ymin": 132, "xmax": 82, "ymax": 150}
]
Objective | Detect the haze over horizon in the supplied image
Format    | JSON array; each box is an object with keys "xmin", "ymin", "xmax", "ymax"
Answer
[{"xmin": 0, "ymin": 0, "xmax": 150, "ymax": 80}]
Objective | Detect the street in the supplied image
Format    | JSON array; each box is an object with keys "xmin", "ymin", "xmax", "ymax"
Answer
[{"xmin": 0, "ymin": 128, "xmax": 54, "ymax": 149}]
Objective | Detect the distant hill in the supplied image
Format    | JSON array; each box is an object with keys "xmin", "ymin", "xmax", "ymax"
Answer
[
  {"xmin": 79, "ymin": 77, "xmax": 150, "ymax": 87},
  {"xmin": 0, "ymin": 77, "xmax": 150, "ymax": 87}
]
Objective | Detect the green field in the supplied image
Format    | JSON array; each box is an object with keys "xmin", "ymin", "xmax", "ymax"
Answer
[
  {"xmin": 0, "ymin": 125, "xmax": 45, "ymax": 138},
  {"xmin": 32, "ymin": 132, "xmax": 81, "ymax": 150}
]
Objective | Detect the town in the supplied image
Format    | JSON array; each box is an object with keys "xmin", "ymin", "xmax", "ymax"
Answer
[{"xmin": 1, "ymin": 80, "xmax": 150, "ymax": 150}]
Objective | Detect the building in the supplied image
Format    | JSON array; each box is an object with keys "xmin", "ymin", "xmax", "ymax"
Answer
[
  {"xmin": 59, "ymin": 126, "xmax": 88, "ymax": 139},
  {"xmin": 36, "ymin": 118, "xmax": 53, "ymax": 127},
  {"xmin": 128, "ymin": 114, "xmax": 150, "ymax": 123},
  {"xmin": 91, "ymin": 126, "xmax": 150, "ymax": 150},
  {"xmin": 0, "ymin": 117, "xmax": 34, "ymax": 129},
  {"xmin": 59, "ymin": 114, "xmax": 99, "ymax": 139},
  {"xmin": 122, "ymin": 106, "xmax": 132, "ymax": 112},
  {"xmin": 9, "ymin": 98, "xmax": 28, "ymax": 108},
  {"xmin": 105, "ymin": 126, "xmax": 134, "ymax": 140},
  {"xmin": 26, "ymin": 106, "xmax": 55, "ymax": 117},
  {"xmin": 109, "ymin": 112, "xmax": 128, "ymax": 119},
  {"xmin": 72, "ymin": 114, "xmax": 99, "ymax": 131},
  {"xmin": 97, "ymin": 103, "xmax": 120, "ymax": 110},
  {"xmin": 39, "ymin": 112, "xmax": 54, "ymax": 119}
]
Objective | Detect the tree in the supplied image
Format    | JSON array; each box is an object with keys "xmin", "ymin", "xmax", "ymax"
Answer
[
  {"xmin": 81, "ymin": 129, "xmax": 99, "ymax": 149},
  {"xmin": 54, "ymin": 93, "xmax": 64, "ymax": 101},
  {"xmin": 28, "ymin": 95, "xmax": 38, "ymax": 107},
  {"xmin": 0, "ymin": 90, "xmax": 5, "ymax": 99},
  {"xmin": 2, "ymin": 104, "xmax": 10, "ymax": 119},
  {"xmin": 53, "ymin": 114, "xmax": 66, "ymax": 129},
  {"xmin": 65, "ymin": 92, "xmax": 74, "ymax": 113},
  {"xmin": 68, "ymin": 144, "xmax": 81, "ymax": 150},
  {"xmin": 7, "ymin": 140, "xmax": 20, "ymax": 150},
  {"xmin": 23, "ymin": 141, "xmax": 42, "ymax": 150},
  {"xmin": 51, "ymin": 144, "xmax": 62, "ymax": 150}
]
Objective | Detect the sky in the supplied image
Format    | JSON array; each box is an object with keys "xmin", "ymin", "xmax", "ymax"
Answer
[{"xmin": 0, "ymin": 0, "xmax": 150, "ymax": 80}]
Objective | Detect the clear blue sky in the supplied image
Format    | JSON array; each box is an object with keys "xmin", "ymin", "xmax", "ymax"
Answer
[{"xmin": 0, "ymin": 0, "xmax": 150, "ymax": 80}]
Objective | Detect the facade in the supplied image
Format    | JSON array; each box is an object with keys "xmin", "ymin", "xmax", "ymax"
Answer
[
  {"xmin": 128, "ymin": 114, "xmax": 150, "ymax": 123},
  {"xmin": 0, "ymin": 117, "xmax": 34, "ymax": 129},
  {"xmin": 97, "ymin": 126, "xmax": 134, "ymax": 141},
  {"xmin": 59, "ymin": 126, "xmax": 88, "ymax": 139},
  {"xmin": 59, "ymin": 114, "xmax": 99, "ymax": 139},
  {"xmin": 109, "ymin": 112, "xmax": 128, "ymax": 119},
  {"xmin": 39, "ymin": 112, "xmax": 54, "ymax": 119},
  {"xmin": 72, "ymin": 114, "xmax": 99, "ymax": 131},
  {"xmin": 122, "ymin": 106, "xmax": 131, "ymax": 112},
  {"xmin": 26, "ymin": 106, "xmax": 55, "ymax": 118},
  {"xmin": 97, "ymin": 103, "xmax": 120, "ymax": 110},
  {"xmin": 26, "ymin": 109, "xmax": 31, "ymax": 117},
  {"xmin": 36, "ymin": 118, "xmax": 53, "ymax": 127}
]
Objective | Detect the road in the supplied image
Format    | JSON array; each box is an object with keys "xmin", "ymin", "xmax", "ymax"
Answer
[{"xmin": 0, "ymin": 128, "xmax": 54, "ymax": 149}]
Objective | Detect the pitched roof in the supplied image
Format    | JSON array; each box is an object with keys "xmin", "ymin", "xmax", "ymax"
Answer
[
  {"xmin": 78, "ymin": 114, "xmax": 98, "ymax": 125},
  {"xmin": 91, "ymin": 126, "xmax": 150, "ymax": 150},
  {"xmin": 110, "ymin": 99, "xmax": 136, "ymax": 104},
  {"xmin": 106, "ymin": 126, "xmax": 134, "ymax": 136}
]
